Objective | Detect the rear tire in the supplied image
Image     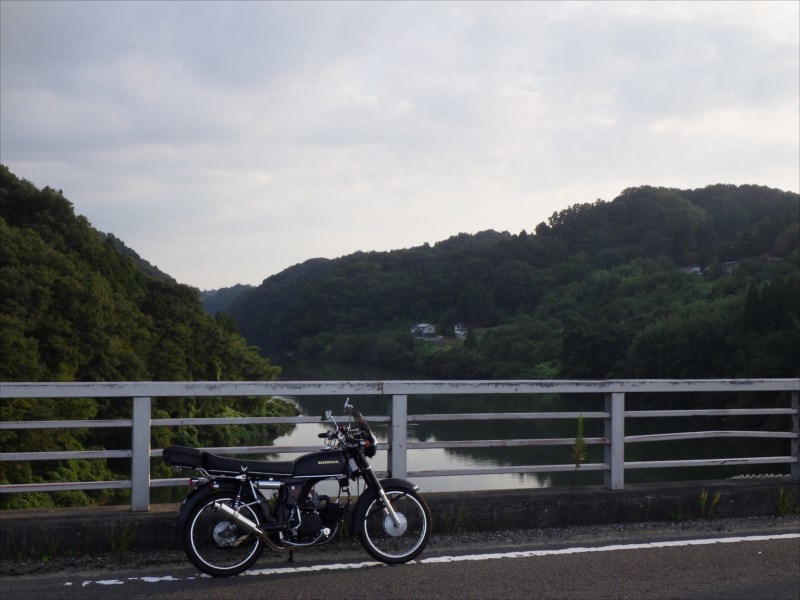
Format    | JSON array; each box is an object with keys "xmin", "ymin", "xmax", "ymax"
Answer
[
  {"xmin": 183, "ymin": 492, "xmax": 265, "ymax": 577},
  {"xmin": 355, "ymin": 486, "xmax": 431, "ymax": 564}
]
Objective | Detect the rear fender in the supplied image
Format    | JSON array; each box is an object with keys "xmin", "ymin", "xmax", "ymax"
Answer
[{"xmin": 175, "ymin": 481, "xmax": 242, "ymax": 525}]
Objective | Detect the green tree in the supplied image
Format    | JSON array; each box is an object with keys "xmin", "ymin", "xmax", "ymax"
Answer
[{"xmin": 0, "ymin": 165, "xmax": 289, "ymax": 508}]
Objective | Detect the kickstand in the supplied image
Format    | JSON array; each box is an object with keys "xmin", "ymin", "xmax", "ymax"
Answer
[{"xmin": 288, "ymin": 550, "xmax": 294, "ymax": 563}]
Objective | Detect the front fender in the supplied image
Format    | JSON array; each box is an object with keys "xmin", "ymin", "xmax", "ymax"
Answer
[{"xmin": 375, "ymin": 477, "xmax": 419, "ymax": 492}]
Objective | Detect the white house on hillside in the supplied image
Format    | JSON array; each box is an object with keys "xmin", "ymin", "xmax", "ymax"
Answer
[{"xmin": 411, "ymin": 323, "xmax": 436, "ymax": 338}]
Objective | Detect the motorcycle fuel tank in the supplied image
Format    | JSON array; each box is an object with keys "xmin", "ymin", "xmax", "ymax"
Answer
[{"xmin": 294, "ymin": 450, "xmax": 346, "ymax": 477}]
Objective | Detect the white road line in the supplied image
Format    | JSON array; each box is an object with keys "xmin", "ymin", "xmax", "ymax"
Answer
[
  {"xmin": 71, "ymin": 533, "xmax": 800, "ymax": 588},
  {"xmin": 419, "ymin": 533, "xmax": 800, "ymax": 563}
]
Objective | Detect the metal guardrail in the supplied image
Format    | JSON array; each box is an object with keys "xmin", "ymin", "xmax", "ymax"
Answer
[{"xmin": 1, "ymin": 379, "xmax": 798, "ymax": 511}]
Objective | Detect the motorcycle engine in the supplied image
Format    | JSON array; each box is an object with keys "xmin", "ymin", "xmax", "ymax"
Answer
[
  {"xmin": 319, "ymin": 495, "xmax": 348, "ymax": 526},
  {"xmin": 294, "ymin": 493, "xmax": 346, "ymax": 538},
  {"xmin": 297, "ymin": 511, "xmax": 323, "ymax": 536},
  {"xmin": 294, "ymin": 492, "xmax": 325, "ymax": 537}
]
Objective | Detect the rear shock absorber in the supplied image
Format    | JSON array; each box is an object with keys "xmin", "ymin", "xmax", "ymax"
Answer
[{"xmin": 232, "ymin": 481, "xmax": 245, "ymax": 509}]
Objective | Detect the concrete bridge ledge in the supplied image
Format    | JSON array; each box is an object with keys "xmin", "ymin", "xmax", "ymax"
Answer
[{"xmin": 1, "ymin": 479, "xmax": 798, "ymax": 561}]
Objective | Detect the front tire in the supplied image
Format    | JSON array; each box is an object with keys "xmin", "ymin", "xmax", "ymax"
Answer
[
  {"xmin": 355, "ymin": 486, "xmax": 431, "ymax": 564},
  {"xmin": 183, "ymin": 492, "xmax": 265, "ymax": 577}
]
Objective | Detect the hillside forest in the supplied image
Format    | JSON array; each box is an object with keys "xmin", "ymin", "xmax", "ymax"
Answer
[
  {"xmin": 0, "ymin": 165, "xmax": 294, "ymax": 508},
  {"xmin": 216, "ymin": 184, "xmax": 799, "ymax": 381}
]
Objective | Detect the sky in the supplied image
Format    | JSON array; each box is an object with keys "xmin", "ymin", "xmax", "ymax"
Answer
[{"xmin": 1, "ymin": 1, "xmax": 798, "ymax": 290}]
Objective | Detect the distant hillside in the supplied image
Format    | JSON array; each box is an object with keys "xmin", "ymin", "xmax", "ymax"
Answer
[
  {"xmin": 201, "ymin": 284, "xmax": 254, "ymax": 317},
  {"xmin": 226, "ymin": 184, "xmax": 799, "ymax": 379}
]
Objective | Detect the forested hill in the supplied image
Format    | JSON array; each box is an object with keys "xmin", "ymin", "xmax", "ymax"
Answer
[
  {"xmin": 0, "ymin": 165, "xmax": 280, "ymax": 383},
  {"xmin": 223, "ymin": 184, "xmax": 799, "ymax": 379},
  {"xmin": 0, "ymin": 165, "xmax": 296, "ymax": 508}
]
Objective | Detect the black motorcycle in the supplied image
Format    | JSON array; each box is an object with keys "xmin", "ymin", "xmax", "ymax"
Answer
[{"xmin": 162, "ymin": 399, "xmax": 431, "ymax": 577}]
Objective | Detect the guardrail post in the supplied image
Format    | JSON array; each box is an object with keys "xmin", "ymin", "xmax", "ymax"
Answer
[
  {"xmin": 389, "ymin": 394, "xmax": 408, "ymax": 479},
  {"xmin": 131, "ymin": 396, "xmax": 152, "ymax": 512},
  {"xmin": 792, "ymin": 390, "xmax": 799, "ymax": 481},
  {"xmin": 604, "ymin": 392, "xmax": 625, "ymax": 490}
]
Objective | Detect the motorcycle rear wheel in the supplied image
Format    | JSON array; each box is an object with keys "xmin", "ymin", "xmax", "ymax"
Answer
[
  {"xmin": 356, "ymin": 486, "xmax": 431, "ymax": 564},
  {"xmin": 183, "ymin": 491, "xmax": 265, "ymax": 577}
]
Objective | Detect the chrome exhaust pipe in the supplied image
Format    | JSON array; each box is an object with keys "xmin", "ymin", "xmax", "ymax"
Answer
[{"xmin": 213, "ymin": 501, "xmax": 270, "ymax": 544}]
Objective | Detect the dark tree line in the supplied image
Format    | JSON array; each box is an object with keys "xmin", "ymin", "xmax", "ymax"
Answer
[{"xmin": 216, "ymin": 184, "xmax": 798, "ymax": 381}]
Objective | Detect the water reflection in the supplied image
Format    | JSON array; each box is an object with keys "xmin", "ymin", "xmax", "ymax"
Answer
[
  {"xmin": 272, "ymin": 365, "xmax": 792, "ymax": 491},
  {"xmin": 270, "ymin": 421, "xmax": 553, "ymax": 493},
  {"xmin": 270, "ymin": 394, "xmax": 588, "ymax": 492}
]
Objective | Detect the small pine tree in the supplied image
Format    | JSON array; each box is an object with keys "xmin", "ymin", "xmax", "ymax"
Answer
[{"xmin": 570, "ymin": 413, "xmax": 587, "ymax": 492}]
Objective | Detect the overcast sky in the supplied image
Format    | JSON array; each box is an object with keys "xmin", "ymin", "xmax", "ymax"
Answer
[{"xmin": 1, "ymin": 1, "xmax": 798, "ymax": 290}]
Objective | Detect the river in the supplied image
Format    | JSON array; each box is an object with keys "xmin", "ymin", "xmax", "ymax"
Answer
[{"xmin": 270, "ymin": 361, "xmax": 792, "ymax": 493}]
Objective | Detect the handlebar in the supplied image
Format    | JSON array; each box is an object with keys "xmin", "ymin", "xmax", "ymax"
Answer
[
  {"xmin": 318, "ymin": 426, "xmax": 362, "ymax": 445},
  {"xmin": 319, "ymin": 401, "xmax": 376, "ymax": 457}
]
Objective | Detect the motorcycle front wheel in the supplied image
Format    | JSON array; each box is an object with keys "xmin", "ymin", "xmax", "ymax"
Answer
[
  {"xmin": 183, "ymin": 492, "xmax": 265, "ymax": 577},
  {"xmin": 356, "ymin": 486, "xmax": 431, "ymax": 564}
]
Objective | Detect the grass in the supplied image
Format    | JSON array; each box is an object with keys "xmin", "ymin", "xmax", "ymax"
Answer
[
  {"xmin": 776, "ymin": 487, "xmax": 800, "ymax": 516},
  {"xmin": 105, "ymin": 520, "xmax": 140, "ymax": 554},
  {"xmin": 18, "ymin": 528, "xmax": 61, "ymax": 563},
  {"xmin": 439, "ymin": 503, "xmax": 468, "ymax": 535},
  {"xmin": 665, "ymin": 512, "xmax": 689, "ymax": 523},
  {"xmin": 699, "ymin": 488, "xmax": 721, "ymax": 519}
]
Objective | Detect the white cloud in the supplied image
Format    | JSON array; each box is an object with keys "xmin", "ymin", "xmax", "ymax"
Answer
[{"xmin": 1, "ymin": 0, "xmax": 797, "ymax": 289}]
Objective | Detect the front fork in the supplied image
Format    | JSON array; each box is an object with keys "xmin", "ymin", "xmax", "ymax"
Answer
[
  {"xmin": 360, "ymin": 459, "xmax": 401, "ymax": 526},
  {"xmin": 377, "ymin": 486, "xmax": 402, "ymax": 527}
]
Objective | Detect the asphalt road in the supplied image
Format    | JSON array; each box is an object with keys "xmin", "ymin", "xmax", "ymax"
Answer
[{"xmin": 2, "ymin": 524, "xmax": 798, "ymax": 600}]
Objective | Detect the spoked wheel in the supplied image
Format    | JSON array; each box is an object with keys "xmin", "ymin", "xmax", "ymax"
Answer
[
  {"xmin": 356, "ymin": 486, "xmax": 431, "ymax": 564},
  {"xmin": 183, "ymin": 492, "xmax": 265, "ymax": 577}
]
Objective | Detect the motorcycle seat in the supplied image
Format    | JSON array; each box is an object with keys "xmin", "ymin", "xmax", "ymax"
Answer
[
  {"xmin": 202, "ymin": 452, "xmax": 295, "ymax": 476},
  {"xmin": 163, "ymin": 445, "xmax": 295, "ymax": 476}
]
